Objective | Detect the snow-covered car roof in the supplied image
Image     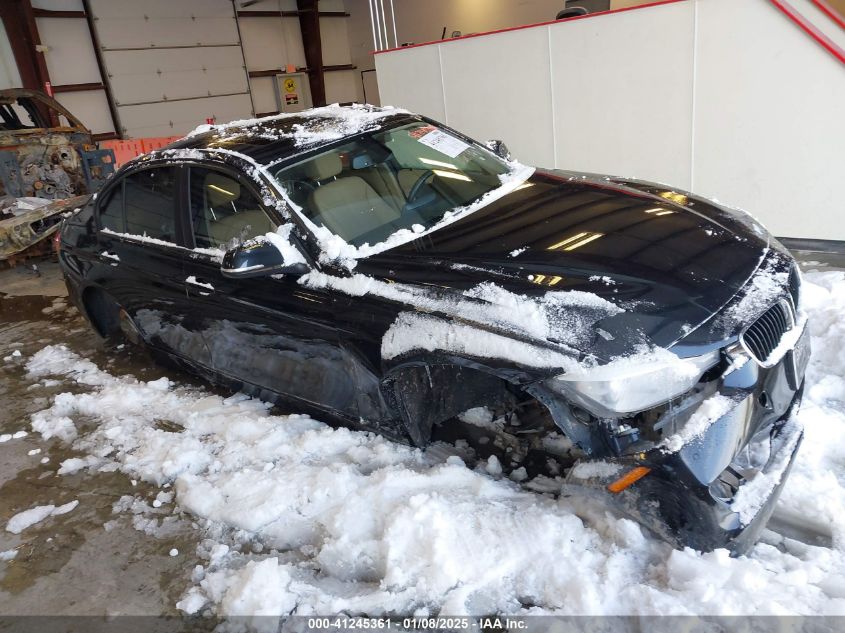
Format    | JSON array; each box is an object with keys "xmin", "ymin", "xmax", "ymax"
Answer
[{"xmin": 161, "ymin": 104, "xmax": 415, "ymax": 167}]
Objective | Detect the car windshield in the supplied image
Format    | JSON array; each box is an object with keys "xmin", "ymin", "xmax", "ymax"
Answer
[{"xmin": 271, "ymin": 122, "xmax": 510, "ymax": 248}]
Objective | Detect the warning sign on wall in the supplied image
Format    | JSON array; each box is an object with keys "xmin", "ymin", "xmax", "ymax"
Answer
[{"xmin": 275, "ymin": 72, "xmax": 312, "ymax": 113}]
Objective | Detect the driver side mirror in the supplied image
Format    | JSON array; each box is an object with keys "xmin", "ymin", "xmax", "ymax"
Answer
[
  {"xmin": 221, "ymin": 240, "xmax": 309, "ymax": 279},
  {"xmin": 485, "ymin": 139, "xmax": 511, "ymax": 161}
]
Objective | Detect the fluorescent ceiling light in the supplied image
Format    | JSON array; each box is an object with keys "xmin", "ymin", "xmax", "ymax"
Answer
[{"xmin": 432, "ymin": 169, "xmax": 471, "ymax": 182}]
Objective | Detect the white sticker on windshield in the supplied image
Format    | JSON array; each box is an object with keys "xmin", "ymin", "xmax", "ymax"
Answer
[{"xmin": 416, "ymin": 129, "xmax": 470, "ymax": 158}]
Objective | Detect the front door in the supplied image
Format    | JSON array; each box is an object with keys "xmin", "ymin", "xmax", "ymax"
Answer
[{"xmin": 180, "ymin": 165, "xmax": 360, "ymax": 421}]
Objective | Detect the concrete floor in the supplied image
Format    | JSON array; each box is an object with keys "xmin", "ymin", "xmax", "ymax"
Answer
[
  {"xmin": 0, "ymin": 260, "xmax": 200, "ymax": 616},
  {"xmin": 0, "ymin": 248, "xmax": 842, "ymax": 616}
]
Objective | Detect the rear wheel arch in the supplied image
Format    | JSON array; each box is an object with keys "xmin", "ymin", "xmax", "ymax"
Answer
[{"xmin": 81, "ymin": 286, "xmax": 122, "ymax": 337}]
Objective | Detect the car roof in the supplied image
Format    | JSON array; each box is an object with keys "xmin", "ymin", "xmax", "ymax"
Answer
[{"xmin": 159, "ymin": 104, "xmax": 416, "ymax": 167}]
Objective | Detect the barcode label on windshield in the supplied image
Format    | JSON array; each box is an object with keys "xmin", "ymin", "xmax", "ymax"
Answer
[{"xmin": 417, "ymin": 129, "xmax": 469, "ymax": 158}]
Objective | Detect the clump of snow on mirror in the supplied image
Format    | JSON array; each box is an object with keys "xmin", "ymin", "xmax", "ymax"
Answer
[{"xmin": 261, "ymin": 224, "xmax": 306, "ymax": 266}]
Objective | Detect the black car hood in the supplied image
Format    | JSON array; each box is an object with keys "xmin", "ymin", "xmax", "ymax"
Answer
[{"xmin": 356, "ymin": 169, "xmax": 781, "ymax": 358}]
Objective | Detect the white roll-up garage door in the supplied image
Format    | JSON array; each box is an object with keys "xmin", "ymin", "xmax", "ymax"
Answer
[{"xmin": 88, "ymin": 0, "xmax": 254, "ymax": 137}]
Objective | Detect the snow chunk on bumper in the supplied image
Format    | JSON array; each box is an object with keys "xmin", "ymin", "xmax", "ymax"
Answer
[
  {"xmin": 660, "ymin": 394, "xmax": 736, "ymax": 454},
  {"xmin": 731, "ymin": 414, "xmax": 803, "ymax": 526}
]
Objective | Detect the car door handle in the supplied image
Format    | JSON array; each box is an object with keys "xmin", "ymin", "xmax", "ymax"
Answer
[
  {"xmin": 100, "ymin": 250, "xmax": 120, "ymax": 265},
  {"xmin": 185, "ymin": 275, "xmax": 215, "ymax": 295}
]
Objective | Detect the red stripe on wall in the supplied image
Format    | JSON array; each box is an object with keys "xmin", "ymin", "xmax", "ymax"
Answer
[
  {"xmin": 809, "ymin": 0, "xmax": 845, "ymax": 30},
  {"xmin": 770, "ymin": 0, "xmax": 845, "ymax": 64}
]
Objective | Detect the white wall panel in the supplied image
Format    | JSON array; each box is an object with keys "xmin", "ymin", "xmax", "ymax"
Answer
[
  {"xmin": 250, "ymin": 77, "xmax": 279, "ymax": 115},
  {"xmin": 88, "ymin": 0, "xmax": 254, "ymax": 137},
  {"xmin": 375, "ymin": 0, "xmax": 845, "ymax": 239},
  {"xmin": 117, "ymin": 94, "xmax": 253, "ymax": 138},
  {"xmin": 95, "ymin": 18, "xmax": 240, "ymax": 50},
  {"xmin": 325, "ymin": 70, "xmax": 357, "ymax": 104},
  {"xmin": 55, "ymin": 90, "xmax": 114, "ymax": 134},
  {"xmin": 31, "ymin": 0, "xmax": 84, "ymax": 9},
  {"xmin": 37, "ymin": 17, "xmax": 102, "ymax": 86},
  {"xmin": 693, "ymin": 0, "xmax": 845, "ymax": 239},
  {"xmin": 440, "ymin": 26, "xmax": 555, "ymax": 168},
  {"xmin": 104, "ymin": 47, "xmax": 248, "ymax": 105},
  {"xmin": 0, "ymin": 21, "xmax": 22, "ymax": 90},
  {"xmin": 239, "ymin": 17, "xmax": 306, "ymax": 70},
  {"xmin": 375, "ymin": 45, "xmax": 446, "ymax": 121},
  {"xmin": 321, "ymin": 17, "xmax": 354, "ymax": 66},
  {"xmin": 550, "ymin": 2, "xmax": 695, "ymax": 187},
  {"xmin": 90, "ymin": 0, "xmax": 240, "ymax": 49}
]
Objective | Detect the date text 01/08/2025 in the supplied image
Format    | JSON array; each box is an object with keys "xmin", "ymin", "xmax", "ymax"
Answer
[{"xmin": 306, "ymin": 617, "xmax": 528, "ymax": 630}]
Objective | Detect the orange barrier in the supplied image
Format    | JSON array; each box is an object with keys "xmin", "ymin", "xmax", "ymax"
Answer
[
  {"xmin": 99, "ymin": 139, "xmax": 144, "ymax": 168},
  {"xmin": 140, "ymin": 136, "xmax": 183, "ymax": 153},
  {"xmin": 99, "ymin": 135, "xmax": 184, "ymax": 168}
]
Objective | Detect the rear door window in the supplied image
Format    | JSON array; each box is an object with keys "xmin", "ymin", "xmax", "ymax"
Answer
[
  {"xmin": 123, "ymin": 168, "xmax": 178, "ymax": 243},
  {"xmin": 98, "ymin": 185, "xmax": 125, "ymax": 233}
]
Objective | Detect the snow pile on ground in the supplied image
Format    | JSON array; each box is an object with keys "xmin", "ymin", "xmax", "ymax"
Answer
[
  {"xmin": 16, "ymin": 271, "xmax": 845, "ymax": 619},
  {"xmin": 777, "ymin": 270, "xmax": 845, "ymax": 544}
]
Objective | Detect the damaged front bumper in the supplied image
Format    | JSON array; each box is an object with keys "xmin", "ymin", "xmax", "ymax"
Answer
[
  {"xmin": 555, "ymin": 322, "xmax": 809, "ymax": 554},
  {"xmin": 564, "ymin": 388, "xmax": 804, "ymax": 554},
  {"xmin": 626, "ymin": 389, "xmax": 802, "ymax": 554}
]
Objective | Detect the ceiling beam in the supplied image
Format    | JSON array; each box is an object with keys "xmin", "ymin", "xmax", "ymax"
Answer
[{"xmin": 296, "ymin": 0, "xmax": 326, "ymax": 107}]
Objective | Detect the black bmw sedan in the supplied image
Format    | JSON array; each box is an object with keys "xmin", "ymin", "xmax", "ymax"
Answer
[{"xmin": 58, "ymin": 105, "xmax": 809, "ymax": 554}]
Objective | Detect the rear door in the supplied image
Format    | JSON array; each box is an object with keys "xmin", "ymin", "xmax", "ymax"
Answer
[
  {"xmin": 179, "ymin": 164, "xmax": 361, "ymax": 420},
  {"xmin": 94, "ymin": 165, "xmax": 211, "ymax": 365}
]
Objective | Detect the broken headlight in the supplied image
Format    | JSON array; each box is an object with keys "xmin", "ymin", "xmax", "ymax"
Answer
[{"xmin": 549, "ymin": 349, "xmax": 720, "ymax": 417}]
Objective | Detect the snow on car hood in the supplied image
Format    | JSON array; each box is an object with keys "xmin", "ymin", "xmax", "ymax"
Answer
[
  {"xmin": 357, "ymin": 169, "xmax": 789, "ymax": 352},
  {"xmin": 300, "ymin": 270, "xmax": 624, "ymax": 370}
]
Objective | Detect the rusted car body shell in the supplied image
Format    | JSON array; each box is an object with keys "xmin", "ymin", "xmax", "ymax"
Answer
[{"xmin": 0, "ymin": 89, "xmax": 114, "ymax": 199}]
